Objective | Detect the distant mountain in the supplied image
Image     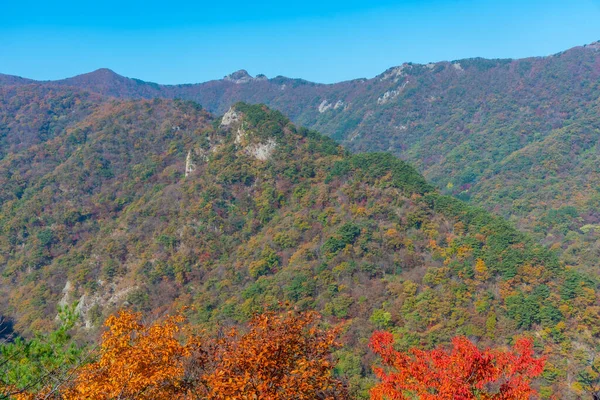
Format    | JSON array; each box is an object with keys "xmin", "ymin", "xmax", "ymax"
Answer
[
  {"xmin": 3, "ymin": 42, "xmax": 600, "ymax": 268},
  {"xmin": 1, "ymin": 87, "xmax": 597, "ymax": 397},
  {"xmin": 0, "ymin": 73, "xmax": 35, "ymax": 86}
]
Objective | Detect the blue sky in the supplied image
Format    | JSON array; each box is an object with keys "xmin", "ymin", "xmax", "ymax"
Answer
[{"xmin": 1, "ymin": 0, "xmax": 600, "ymax": 84}]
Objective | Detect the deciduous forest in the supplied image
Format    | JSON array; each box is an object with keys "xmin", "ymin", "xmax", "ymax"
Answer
[{"xmin": 0, "ymin": 94, "xmax": 598, "ymax": 398}]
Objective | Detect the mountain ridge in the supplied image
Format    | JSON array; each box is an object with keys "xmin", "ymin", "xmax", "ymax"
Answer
[
  {"xmin": 2, "ymin": 39, "xmax": 599, "ymax": 87},
  {"xmin": 1, "ymin": 86, "xmax": 598, "ymax": 396},
  {"xmin": 4, "ymin": 40, "xmax": 600, "ymax": 282},
  {"xmin": 4, "ymin": 42, "xmax": 600, "ymax": 257}
]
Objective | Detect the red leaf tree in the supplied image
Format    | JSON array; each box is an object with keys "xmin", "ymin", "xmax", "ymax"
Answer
[{"xmin": 369, "ymin": 332, "xmax": 545, "ymax": 400}]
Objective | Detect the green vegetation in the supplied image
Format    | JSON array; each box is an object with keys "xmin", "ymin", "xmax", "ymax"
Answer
[
  {"xmin": 0, "ymin": 305, "xmax": 85, "ymax": 397},
  {"xmin": 0, "ymin": 91, "xmax": 598, "ymax": 398}
]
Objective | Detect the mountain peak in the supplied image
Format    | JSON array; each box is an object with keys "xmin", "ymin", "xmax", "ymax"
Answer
[
  {"xmin": 63, "ymin": 68, "xmax": 124, "ymax": 85},
  {"xmin": 92, "ymin": 67, "xmax": 117, "ymax": 74},
  {"xmin": 223, "ymin": 69, "xmax": 266, "ymax": 84},
  {"xmin": 0, "ymin": 73, "xmax": 34, "ymax": 85},
  {"xmin": 583, "ymin": 40, "xmax": 600, "ymax": 50},
  {"xmin": 218, "ymin": 102, "xmax": 330, "ymax": 161},
  {"xmin": 220, "ymin": 102, "xmax": 288, "ymax": 148},
  {"xmin": 84, "ymin": 68, "xmax": 122, "ymax": 79}
]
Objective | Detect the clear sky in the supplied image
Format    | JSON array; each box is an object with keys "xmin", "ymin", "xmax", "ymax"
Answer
[{"xmin": 1, "ymin": 0, "xmax": 600, "ymax": 84}]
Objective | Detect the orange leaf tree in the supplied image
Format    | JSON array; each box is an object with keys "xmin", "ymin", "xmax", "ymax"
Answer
[
  {"xmin": 200, "ymin": 310, "xmax": 349, "ymax": 400},
  {"xmin": 64, "ymin": 310, "xmax": 199, "ymax": 400},
  {"xmin": 369, "ymin": 332, "xmax": 545, "ymax": 400},
  {"xmin": 20, "ymin": 309, "xmax": 347, "ymax": 399}
]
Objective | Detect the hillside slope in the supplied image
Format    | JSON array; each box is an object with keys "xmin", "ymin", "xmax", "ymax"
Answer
[
  {"xmin": 0, "ymin": 88, "xmax": 598, "ymax": 397},
  {"xmin": 3, "ymin": 43, "xmax": 600, "ymax": 262}
]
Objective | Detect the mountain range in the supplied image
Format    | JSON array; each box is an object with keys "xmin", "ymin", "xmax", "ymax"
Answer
[
  {"xmin": 2, "ymin": 41, "xmax": 600, "ymax": 398},
  {"xmin": 3, "ymin": 41, "xmax": 600, "ymax": 263}
]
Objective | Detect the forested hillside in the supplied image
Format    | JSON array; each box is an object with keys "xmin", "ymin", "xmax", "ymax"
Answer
[
  {"xmin": 3, "ymin": 42, "xmax": 600, "ymax": 271},
  {"xmin": 0, "ymin": 88, "xmax": 598, "ymax": 397}
]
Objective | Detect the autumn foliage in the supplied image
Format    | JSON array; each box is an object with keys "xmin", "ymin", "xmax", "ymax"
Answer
[
  {"xmin": 4, "ymin": 309, "xmax": 553, "ymax": 399},
  {"xmin": 369, "ymin": 331, "xmax": 545, "ymax": 400},
  {"xmin": 64, "ymin": 311, "xmax": 198, "ymax": 399},
  {"xmin": 11, "ymin": 309, "xmax": 348, "ymax": 399},
  {"xmin": 201, "ymin": 311, "xmax": 348, "ymax": 399}
]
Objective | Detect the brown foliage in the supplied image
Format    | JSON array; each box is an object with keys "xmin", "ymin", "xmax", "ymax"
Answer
[
  {"xmin": 64, "ymin": 311, "xmax": 198, "ymax": 399},
  {"xmin": 200, "ymin": 311, "xmax": 348, "ymax": 399}
]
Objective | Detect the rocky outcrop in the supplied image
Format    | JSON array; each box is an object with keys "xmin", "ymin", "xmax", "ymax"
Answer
[
  {"xmin": 318, "ymin": 100, "xmax": 332, "ymax": 113},
  {"xmin": 220, "ymin": 107, "xmax": 240, "ymax": 127},
  {"xmin": 245, "ymin": 139, "xmax": 277, "ymax": 161},
  {"xmin": 319, "ymin": 99, "xmax": 346, "ymax": 113},
  {"xmin": 379, "ymin": 64, "xmax": 411, "ymax": 82},
  {"xmin": 223, "ymin": 70, "xmax": 267, "ymax": 84},
  {"xmin": 185, "ymin": 150, "xmax": 196, "ymax": 177},
  {"xmin": 377, "ymin": 81, "xmax": 409, "ymax": 105}
]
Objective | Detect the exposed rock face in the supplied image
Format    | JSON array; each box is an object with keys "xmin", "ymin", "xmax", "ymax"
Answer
[
  {"xmin": 235, "ymin": 126, "xmax": 247, "ymax": 145},
  {"xmin": 245, "ymin": 139, "xmax": 277, "ymax": 161},
  {"xmin": 221, "ymin": 105, "xmax": 277, "ymax": 161},
  {"xmin": 380, "ymin": 64, "xmax": 411, "ymax": 82},
  {"xmin": 57, "ymin": 276, "xmax": 137, "ymax": 329},
  {"xmin": 58, "ymin": 280, "xmax": 72, "ymax": 307},
  {"xmin": 318, "ymin": 100, "xmax": 332, "ymax": 113},
  {"xmin": 224, "ymin": 69, "xmax": 257, "ymax": 84},
  {"xmin": 377, "ymin": 81, "xmax": 408, "ymax": 105},
  {"xmin": 584, "ymin": 41, "xmax": 600, "ymax": 51},
  {"xmin": 220, "ymin": 107, "xmax": 240, "ymax": 127},
  {"xmin": 74, "ymin": 285, "xmax": 137, "ymax": 329},
  {"xmin": 319, "ymin": 100, "xmax": 347, "ymax": 112},
  {"xmin": 185, "ymin": 150, "xmax": 196, "ymax": 177}
]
